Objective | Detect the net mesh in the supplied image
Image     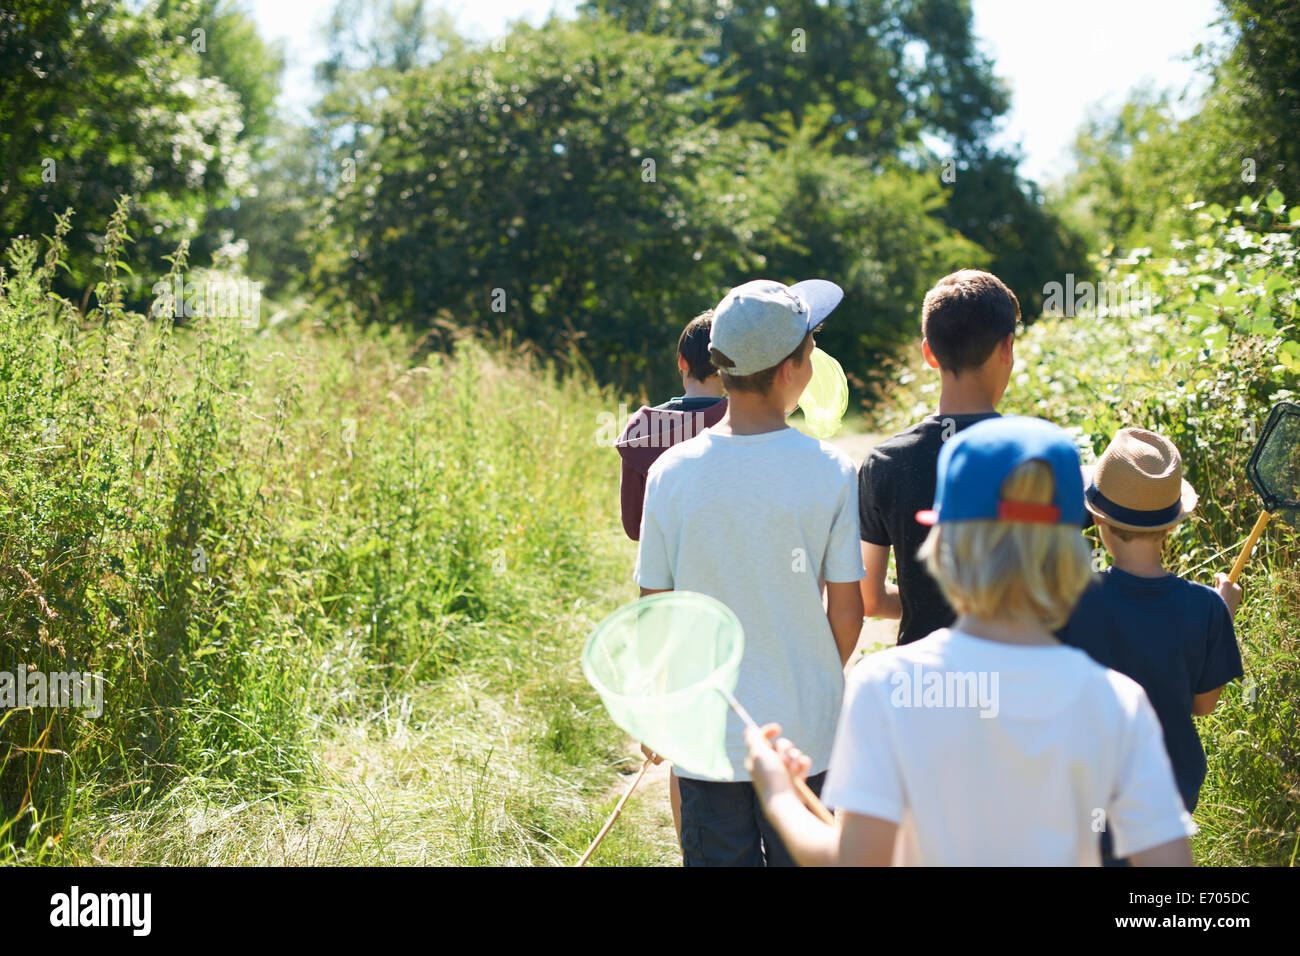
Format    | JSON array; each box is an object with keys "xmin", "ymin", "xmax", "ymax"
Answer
[
  {"xmin": 1247, "ymin": 402, "xmax": 1300, "ymax": 528},
  {"xmin": 797, "ymin": 347, "xmax": 849, "ymax": 440},
  {"xmin": 582, "ymin": 591, "xmax": 743, "ymax": 780}
]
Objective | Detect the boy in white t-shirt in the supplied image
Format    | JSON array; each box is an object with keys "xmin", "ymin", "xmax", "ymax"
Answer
[
  {"xmin": 744, "ymin": 416, "xmax": 1196, "ymax": 866},
  {"xmin": 635, "ymin": 278, "xmax": 865, "ymax": 867}
]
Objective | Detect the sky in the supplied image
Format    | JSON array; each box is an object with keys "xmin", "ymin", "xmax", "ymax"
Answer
[{"xmin": 249, "ymin": 0, "xmax": 1229, "ymax": 186}]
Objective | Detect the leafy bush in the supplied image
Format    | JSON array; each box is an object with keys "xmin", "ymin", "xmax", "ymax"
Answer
[
  {"xmin": 307, "ymin": 17, "xmax": 997, "ymax": 401},
  {"xmin": 0, "ymin": 0, "xmax": 282, "ymax": 300}
]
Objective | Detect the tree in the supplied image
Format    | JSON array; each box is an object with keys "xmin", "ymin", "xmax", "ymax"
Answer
[
  {"xmin": 1059, "ymin": 0, "xmax": 1300, "ymax": 257},
  {"xmin": 942, "ymin": 151, "xmax": 1092, "ymax": 318},
  {"xmin": 307, "ymin": 18, "xmax": 986, "ymax": 396},
  {"xmin": 1216, "ymin": 0, "xmax": 1300, "ymax": 201},
  {"xmin": 0, "ymin": 0, "xmax": 277, "ymax": 301},
  {"xmin": 584, "ymin": 0, "xmax": 1007, "ymax": 159},
  {"xmin": 585, "ymin": 0, "xmax": 1086, "ymax": 317},
  {"xmin": 309, "ymin": 20, "xmax": 746, "ymax": 391},
  {"xmin": 737, "ymin": 110, "xmax": 988, "ymax": 385}
]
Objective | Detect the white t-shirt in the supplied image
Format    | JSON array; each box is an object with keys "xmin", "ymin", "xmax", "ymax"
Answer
[
  {"xmin": 634, "ymin": 426, "xmax": 865, "ymax": 781},
  {"xmin": 821, "ymin": 628, "xmax": 1197, "ymax": 865}
]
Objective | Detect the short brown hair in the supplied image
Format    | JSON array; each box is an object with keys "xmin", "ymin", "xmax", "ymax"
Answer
[
  {"xmin": 710, "ymin": 330, "xmax": 815, "ymax": 395},
  {"xmin": 922, "ymin": 270, "xmax": 1020, "ymax": 374},
  {"xmin": 678, "ymin": 311, "xmax": 718, "ymax": 381},
  {"xmin": 1100, "ymin": 520, "xmax": 1170, "ymax": 545}
]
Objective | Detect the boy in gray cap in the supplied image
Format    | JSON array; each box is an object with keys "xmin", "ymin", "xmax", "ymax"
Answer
[{"xmin": 634, "ymin": 278, "xmax": 865, "ymax": 866}]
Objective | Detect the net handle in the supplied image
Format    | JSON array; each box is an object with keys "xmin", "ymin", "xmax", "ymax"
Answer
[
  {"xmin": 1228, "ymin": 511, "xmax": 1272, "ymax": 584},
  {"xmin": 574, "ymin": 755, "xmax": 655, "ymax": 867},
  {"xmin": 718, "ymin": 687, "xmax": 835, "ymax": 825}
]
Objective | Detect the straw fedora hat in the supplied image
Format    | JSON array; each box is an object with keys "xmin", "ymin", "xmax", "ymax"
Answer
[{"xmin": 1083, "ymin": 427, "xmax": 1198, "ymax": 533}]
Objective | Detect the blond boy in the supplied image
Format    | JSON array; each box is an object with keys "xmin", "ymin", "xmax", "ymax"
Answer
[{"xmin": 745, "ymin": 417, "xmax": 1195, "ymax": 866}]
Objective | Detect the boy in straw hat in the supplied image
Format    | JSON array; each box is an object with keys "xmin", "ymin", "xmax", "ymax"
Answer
[{"xmin": 1059, "ymin": 426, "xmax": 1244, "ymax": 864}]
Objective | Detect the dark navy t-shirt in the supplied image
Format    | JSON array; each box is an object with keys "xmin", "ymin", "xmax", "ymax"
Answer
[{"xmin": 1058, "ymin": 567, "xmax": 1243, "ymax": 812}]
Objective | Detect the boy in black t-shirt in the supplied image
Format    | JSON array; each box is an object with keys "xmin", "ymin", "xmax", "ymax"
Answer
[{"xmin": 858, "ymin": 270, "xmax": 1019, "ymax": 645}]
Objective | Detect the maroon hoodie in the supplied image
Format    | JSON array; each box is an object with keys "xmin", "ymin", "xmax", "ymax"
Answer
[{"xmin": 615, "ymin": 398, "xmax": 728, "ymax": 540}]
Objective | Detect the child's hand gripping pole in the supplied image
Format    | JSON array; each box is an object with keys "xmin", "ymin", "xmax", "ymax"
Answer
[
  {"xmin": 1227, "ymin": 511, "xmax": 1272, "ymax": 584},
  {"xmin": 718, "ymin": 686, "xmax": 835, "ymax": 825}
]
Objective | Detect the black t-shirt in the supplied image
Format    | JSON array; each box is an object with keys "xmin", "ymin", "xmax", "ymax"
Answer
[
  {"xmin": 858, "ymin": 413, "xmax": 1000, "ymax": 645},
  {"xmin": 1058, "ymin": 567, "xmax": 1243, "ymax": 812}
]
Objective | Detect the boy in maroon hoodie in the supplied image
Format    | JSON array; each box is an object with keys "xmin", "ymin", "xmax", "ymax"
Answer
[
  {"xmin": 616, "ymin": 312, "xmax": 728, "ymax": 540},
  {"xmin": 614, "ymin": 310, "xmax": 727, "ymax": 843}
]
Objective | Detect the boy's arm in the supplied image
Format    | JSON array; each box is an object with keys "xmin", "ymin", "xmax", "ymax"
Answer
[
  {"xmin": 1192, "ymin": 687, "xmax": 1224, "ymax": 716},
  {"xmin": 822, "ymin": 461, "xmax": 866, "ymax": 664},
  {"xmin": 633, "ymin": 473, "xmax": 673, "ymax": 593},
  {"xmin": 1194, "ymin": 580, "xmax": 1244, "ymax": 716},
  {"xmin": 826, "ymin": 580, "xmax": 864, "ymax": 666},
  {"xmin": 760, "ymin": 797, "xmax": 896, "ymax": 867},
  {"xmin": 637, "ymin": 583, "xmax": 672, "ymax": 762},
  {"xmin": 633, "ymin": 472, "xmax": 674, "ymax": 768},
  {"xmin": 837, "ymin": 811, "xmax": 897, "ymax": 866},
  {"xmin": 759, "ymin": 791, "xmax": 840, "ymax": 866},
  {"xmin": 855, "ymin": 455, "xmax": 900, "ymax": 620},
  {"xmin": 746, "ymin": 726, "xmax": 897, "ymax": 866},
  {"xmin": 1108, "ymin": 685, "xmax": 1198, "ymax": 862},
  {"xmin": 860, "ymin": 542, "xmax": 901, "ymax": 620},
  {"xmin": 1213, "ymin": 572, "xmax": 1242, "ymax": 618},
  {"xmin": 1130, "ymin": 837, "xmax": 1194, "ymax": 867}
]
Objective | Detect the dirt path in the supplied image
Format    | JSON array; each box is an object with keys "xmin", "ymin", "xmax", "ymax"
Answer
[{"xmin": 599, "ymin": 426, "xmax": 897, "ymax": 865}]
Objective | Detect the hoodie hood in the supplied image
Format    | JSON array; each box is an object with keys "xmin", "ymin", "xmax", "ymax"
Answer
[{"xmin": 615, "ymin": 399, "xmax": 728, "ymax": 474}]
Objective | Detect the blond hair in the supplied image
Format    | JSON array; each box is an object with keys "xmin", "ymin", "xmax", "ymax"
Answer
[{"xmin": 917, "ymin": 460, "xmax": 1091, "ymax": 630}]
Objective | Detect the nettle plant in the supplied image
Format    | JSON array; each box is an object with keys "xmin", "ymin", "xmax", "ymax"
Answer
[
  {"xmin": 996, "ymin": 192, "xmax": 1297, "ymax": 576},
  {"xmin": 1165, "ymin": 190, "xmax": 1300, "ymax": 375}
]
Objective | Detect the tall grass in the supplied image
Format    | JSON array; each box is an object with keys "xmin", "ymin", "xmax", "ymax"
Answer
[{"xmin": 0, "ymin": 211, "xmax": 666, "ymax": 864}]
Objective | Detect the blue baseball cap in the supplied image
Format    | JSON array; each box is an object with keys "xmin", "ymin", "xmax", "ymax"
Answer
[{"xmin": 916, "ymin": 417, "xmax": 1086, "ymax": 527}]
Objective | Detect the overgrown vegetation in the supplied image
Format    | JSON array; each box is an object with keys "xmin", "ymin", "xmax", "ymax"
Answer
[
  {"xmin": 0, "ymin": 0, "xmax": 282, "ymax": 294},
  {"xmin": 3, "ymin": 0, "xmax": 1296, "ymax": 869},
  {"xmin": 0, "ymin": 213, "xmax": 671, "ymax": 864},
  {"xmin": 306, "ymin": 13, "xmax": 1015, "ymax": 400}
]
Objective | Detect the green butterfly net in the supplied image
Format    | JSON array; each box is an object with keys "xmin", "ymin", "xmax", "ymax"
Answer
[
  {"xmin": 797, "ymin": 347, "xmax": 849, "ymax": 439},
  {"xmin": 582, "ymin": 591, "xmax": 744, "ymax": 781}
]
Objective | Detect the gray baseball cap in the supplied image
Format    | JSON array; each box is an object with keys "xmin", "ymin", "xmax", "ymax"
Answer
[{"xmin": 708, "ymin": 279, "xmax": 844, "ymax": 376}]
